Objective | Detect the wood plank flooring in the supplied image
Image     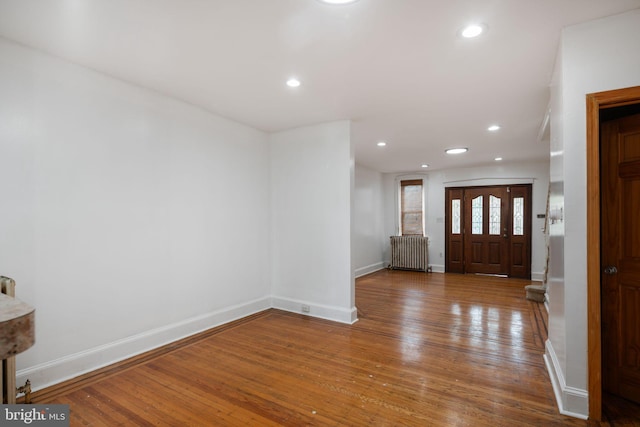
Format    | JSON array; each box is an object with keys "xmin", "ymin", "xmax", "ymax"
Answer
[{"xmin": 29, "ymin": 270, "xmax": 639, "ymax": 425}]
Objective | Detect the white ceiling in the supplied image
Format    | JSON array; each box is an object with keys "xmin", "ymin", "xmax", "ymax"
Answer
[{"xmin": 1, "ymin": 0, "xmax": 639, "ymax": 173}]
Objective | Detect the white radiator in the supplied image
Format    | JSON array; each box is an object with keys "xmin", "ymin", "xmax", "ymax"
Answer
[{"xmin": 389, "ymin": 236, "xmax": 429, "ymax": 272}]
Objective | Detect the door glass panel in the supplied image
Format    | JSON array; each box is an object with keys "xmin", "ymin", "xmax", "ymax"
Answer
[
  {"xmin": 452, "ymin": 199, "xmax": 461, "ymax": 234},
  {"xmin": 489, "ymin": 195, "xmax": 501, "ymax": 235},
  {"xmin": 513, "ymin": 197, "xmax": 524, "ymax": 236},
  {"xmin": 472, "ymin": 196, "xmax": 483, "ymax": 234}
]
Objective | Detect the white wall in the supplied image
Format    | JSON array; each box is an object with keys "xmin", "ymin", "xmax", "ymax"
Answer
[
  {"xmin": 382, "ymin": 161, "xmax": 549, "ymax": 277},
  {"xmin": 545, "ymin": 9, "xmax": 640, "ymax": 419},
  {"xmin": 0, "ymin": 38, "xmax": 271, "ymax": 390},
  {"xmin": 270, "ymin": 121, "xmax": 356, "ymax": 324},
  {"xmin": 381, "ymin": 172, "xmax": 429, "ymax": 266},
  {"xmin": 353, "ymin": 163, "xmax": 385, "ymax": 277}
]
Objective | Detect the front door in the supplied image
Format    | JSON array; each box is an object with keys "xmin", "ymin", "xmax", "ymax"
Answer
[
  {"xmin": 445, "ymin": 185, "xmax": 531, "ymax": 278},
  {"xmin": 601, "ymin": 112, "xmax": 640, "ymax": 404},
  {"xmin": 464, "ymin": 186, "xmax": 509, "ymax": 275}
]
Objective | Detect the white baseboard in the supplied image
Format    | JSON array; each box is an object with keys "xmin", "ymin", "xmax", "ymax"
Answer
[
  {"xmin": 17, "ymin": 296, "xmax": 272, "ymax": 393},
  {"xmin": 354, "ymin": 262, "xmax": 385, "ymax": 278},
  {"xmin": 360, "ymin": 264, "xmax": 540, "ymax": 277},
  {"xmin": 271, "ymin": 296, "xmax": 358, "ymax": 325},
  {"xmin": 531, "ymin": 271, "xmax": 545, "ymax": 282},
  {"xmin": 429, "ymin": 264, "xmax": 445, "ymax": 273},
  {"xmin": 544, "ymin": 340, "xmax": 588, "ymax": 419}
]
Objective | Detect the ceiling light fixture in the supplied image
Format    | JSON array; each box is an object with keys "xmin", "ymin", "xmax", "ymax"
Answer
[
  {"xmin": 421, "ymin": 164, "xmax": 429, "ymax": 168},
  {"xmin": 487, "ymin": 125, "xmax": 501, "ymax": 131},
  {"xmin": 377, "ymin": 141, "xmax": 387, "ymax": 147},
  {"xmin": 445, "ymin": 147, "xmax": 468, "ymax": 155},
  {"xmin": 286, "ymin": 78, "xmax": 301, "ymax": 88},
  {"xmin": 460, "ymin": 24, "xmax": 486, "ymax": 38},
  {"xmin": 318, "ymin": 0, "xmax": 359, "ymax": 4},
  {"xmin": 494, "ymin": 157, "xmax": 503, "ymax": 161}
]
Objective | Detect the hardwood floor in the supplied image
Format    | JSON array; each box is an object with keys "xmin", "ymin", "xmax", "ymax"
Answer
[{"xmin": 29, "ymin": 270, "xmax": 638, "ymax": 425}]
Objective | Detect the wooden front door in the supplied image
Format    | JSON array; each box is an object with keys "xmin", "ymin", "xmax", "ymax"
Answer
[
  {"xmin": 601, "ymin": 112, "xmax": 640, "ymax": 404},
  {"xmin": 445, "ymin": 185, "xmax": 531, "ymax": 278},
  {"xmin": 464, "ymin": 186, "xmax": 509, "ymax": 275}
]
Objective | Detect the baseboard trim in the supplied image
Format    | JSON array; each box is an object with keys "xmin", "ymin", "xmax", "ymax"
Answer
[
  {"xmin": 354, "ymin": 262, "xmax": 385, "ymax": 278},
  {"xmin": 531, "ymin": 271, "xmax": 545, "ymax": 282},
  {"xmin": 430, "ymin": 264, "xmax": 445, "ymax": 273},
  {"xmin": 17, "ymin": 296, "xmax": 272, "ymax": 393},
  {"xmin": 544, "ymin": 340, "xmax": 589, "ymax": 420},
  {"xmin": 271, "ymin": 296, "xmax": 357, "ymax": 324}
]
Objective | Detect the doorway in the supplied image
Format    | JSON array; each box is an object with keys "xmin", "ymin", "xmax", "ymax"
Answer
[
  {"xmin": 586, "ymin": 86, "xmax": 640, "ymax": 421},
  {"xmin": 445, "ymin": 185, "xmax": 532, "ymax": 279},
  {"xmin": 600, "ymin": 110, "xmax": 640, "ymax": 406}
]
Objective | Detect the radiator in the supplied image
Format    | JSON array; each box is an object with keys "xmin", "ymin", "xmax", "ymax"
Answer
[{"xmin": 389, "ymin": 236, "xmax": 429, "ymax": 272}]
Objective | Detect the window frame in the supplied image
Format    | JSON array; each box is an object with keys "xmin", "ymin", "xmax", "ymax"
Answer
[{"xmin": 397, "ymin": 177, "xmax": 426, "ymax": 236}]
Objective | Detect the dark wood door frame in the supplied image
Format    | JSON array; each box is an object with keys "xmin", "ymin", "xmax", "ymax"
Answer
[
  {"xmin": 586, "ymin": 86, "xmax": 640, "ymax": 421},
  {"xmin": 445, "ymin": 184, "xmax": 532, "ymax": 279}
]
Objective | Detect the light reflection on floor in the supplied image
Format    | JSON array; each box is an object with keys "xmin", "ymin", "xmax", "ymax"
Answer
[
  {"xmin": 396, "ymin": 302, "xmax": 528, "ymax": 364},
  {"xmin": 399, "ymin": 288, "xmax": 425, "ymax": 363}
]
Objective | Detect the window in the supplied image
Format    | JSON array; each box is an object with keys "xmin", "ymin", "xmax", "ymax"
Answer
[
  {"xmin": 471, "ymin": 195, "xmax": 483, "ymax": 234},
  {"xmin": 489, "ymin": 195, "xmax": 501, "ymax": 235},
  {"xmin": 451, "ymin": 199, "xmax": 461, "ymax": 234},
  {"xmin": 400, "ymin": 179, "xmax": 423, "ymax": 236},
  {"xmin": 513, "ymin": 197, "xmax": 524, "ymax": 236}
]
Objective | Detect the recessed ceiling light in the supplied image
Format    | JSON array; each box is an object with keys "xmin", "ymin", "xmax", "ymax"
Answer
[
  {"xmin": 421, "ymin": 164, "xmax": 429, "ymax": 168},
  {"xmin": 286, "ymin": 78, "xmax": 301, "ymax": 88},
  {"xmin": 318, "ymin": 0, "xmax": 359, "ymax": 4},
  {"xmin": 460, "ymin": 24, "xmax": 486, "ymax": 38},
  {"xmin": 377, "ymin": 141, "xmax": 387, "ymax": 147},
  {"xmin": 494, "ymin": 157, "xmax": 503, "ymax": 161},
  {"xmin": 445, "ymin": 148, "xmax": 468, "ymax": 155},
  {"xmin": 488, "ymin": 125, "xmax": 501, "ymax": 131}
]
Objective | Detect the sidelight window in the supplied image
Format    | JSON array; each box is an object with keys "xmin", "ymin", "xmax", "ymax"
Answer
[
  {"xmin": 513, "ymin": 197, "xmax": 524, "ymax": 236},
  {"xmin": 452, "ymin": 199, "xmax": 461, "ymax": 234}
]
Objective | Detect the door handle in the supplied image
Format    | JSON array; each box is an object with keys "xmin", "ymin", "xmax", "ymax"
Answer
[{"xmin": 603, "ymin": 266, "xmax": 618, "ymax": 275}]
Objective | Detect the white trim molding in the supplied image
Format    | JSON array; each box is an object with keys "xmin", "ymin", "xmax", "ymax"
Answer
[
  {"xmin": 18, "ymin": 294, "xmax": 358, "ymax": 394},
  {"xmin": 355, "ymin": 262, "xmax": 385, "ymax": 278},
  {"xmin": 17, "ymin": 297, "xmax": 272, "ymax": 393},
  {"xmin": 430, "ymin": 264, "xmax": 445, "ymax": 273},
  {"xmin": 544, "ymin": 340, "xmax": 588, "ymax": 419},
  {"xmin": 531, "ymin": 271, "xmax": 545, "ymax": 282},
  {"xmin": 443, "ymin": 177, "xmax": 536, "ymax": 188},
  {"xmin": 271, "ymin": 296, "xmax": 358, "ymax": 325}
]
